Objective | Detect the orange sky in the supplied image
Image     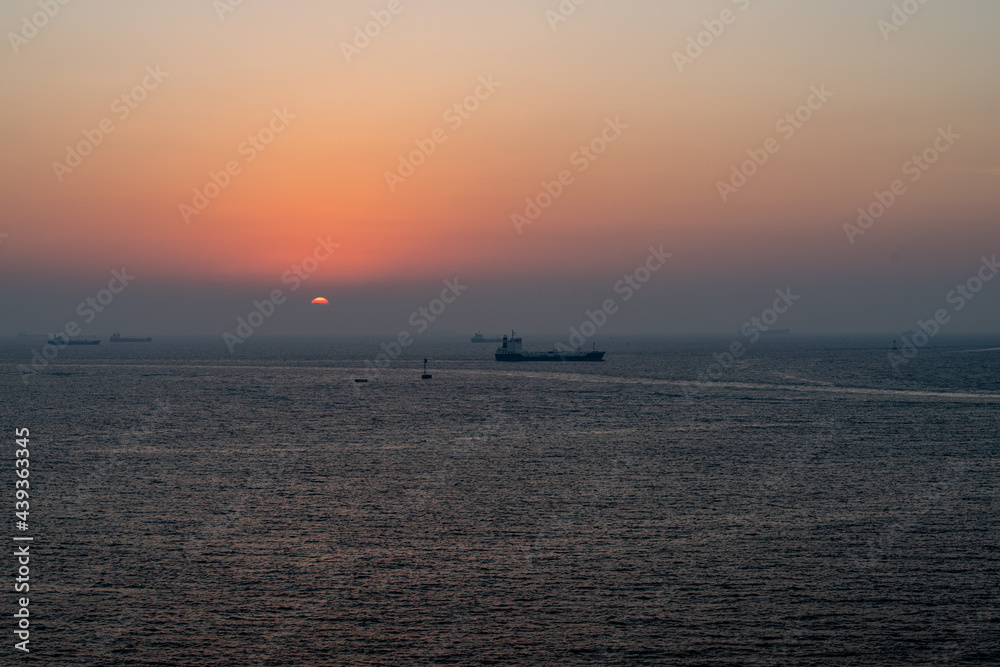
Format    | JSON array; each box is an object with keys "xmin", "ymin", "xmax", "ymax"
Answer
[{"xmin": 2, "ymin": 0, "xmax": 999, "ymax": 333}]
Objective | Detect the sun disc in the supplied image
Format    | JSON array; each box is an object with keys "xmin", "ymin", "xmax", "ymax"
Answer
[{"xmin": 311, "ymin": 297, "xmax": 329, "ymax": 304}]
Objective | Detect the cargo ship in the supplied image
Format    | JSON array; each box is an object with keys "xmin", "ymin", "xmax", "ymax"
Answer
[
  {"xmin": 495, "ymin": 332, "xmax": 604, "ymax": 362},
  {"xmin": 47, "ymin": 336, "xmax": 99, "ymax": 345},
  {"xmin": 471, "ymin": 331, "xmax": 503, "ymax": 343},
  {"xmin": 110, "ymin": 332, "xmax": 152, "ymax": 343}
]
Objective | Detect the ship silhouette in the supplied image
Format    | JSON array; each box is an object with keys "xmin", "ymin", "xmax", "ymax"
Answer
[{"xmin": 495, "ymin": 332, "xmax": 604, "ymax": 362}]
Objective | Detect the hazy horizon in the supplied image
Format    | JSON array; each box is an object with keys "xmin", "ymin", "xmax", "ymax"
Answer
[{"xmin": 3, "ymin": 0, "xmax": 998, "ymax": 340}]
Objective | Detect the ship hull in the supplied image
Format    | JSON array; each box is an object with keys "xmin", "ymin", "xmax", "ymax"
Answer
[{"xmin": 495, "ymin": 352, "xmax": 605, "ymax": 362}]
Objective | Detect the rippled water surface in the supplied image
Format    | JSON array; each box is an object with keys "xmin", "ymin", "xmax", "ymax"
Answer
[{"xmin": 3, "ymin": 335, "xmax": 999, "ymax": 665}]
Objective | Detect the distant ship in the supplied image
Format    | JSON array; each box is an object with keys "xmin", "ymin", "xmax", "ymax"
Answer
[
  {"xmin": 471, "ymin": 331, "xmax": 503, "ymax": 343},
  {"xmin": 495, "ymin": 332, "xmax": 604, "ymax": 362},
  {"xmin": 47, "ymin": 336, "xmax": 99, "ymax": 345},
  {"xmin": 110, "ymin": 332, "xmax": 152, "ymax": 343}
]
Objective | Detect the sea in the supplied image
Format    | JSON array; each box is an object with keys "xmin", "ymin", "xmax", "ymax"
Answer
[{"xmin": 2, "ymin": 334, "xmax": 998, "ymax": 666}]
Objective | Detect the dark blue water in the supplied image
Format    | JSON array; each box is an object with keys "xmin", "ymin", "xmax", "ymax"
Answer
[{"xmin": 3, "ymin": 335, "xmax": 999, "ymax": 665}]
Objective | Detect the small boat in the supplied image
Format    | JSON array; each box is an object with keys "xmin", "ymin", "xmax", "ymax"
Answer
[
  {"xmin": 354, "ymin": 378, "xmax": 368, "ymax": 383},
  {"xmin": 495, "ymin": 332, "xmax": 604, "ymax": 362},
  {"xmin": 422, "ymin": 358, "xmax": 432, "ymax": 379}
]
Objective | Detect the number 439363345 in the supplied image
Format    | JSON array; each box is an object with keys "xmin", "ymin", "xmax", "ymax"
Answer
[{"xmin": 15, "ymin": 428, "xmax": 30, "ymax": 525}]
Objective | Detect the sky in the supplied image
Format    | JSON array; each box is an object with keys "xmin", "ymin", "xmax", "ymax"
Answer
[{"xmin": 1, "ymin": 0, "xmax": 998, "ymax": 337}]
